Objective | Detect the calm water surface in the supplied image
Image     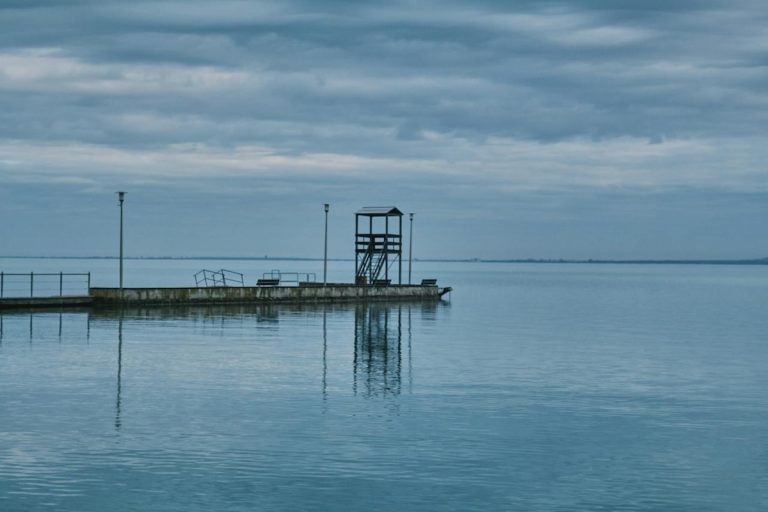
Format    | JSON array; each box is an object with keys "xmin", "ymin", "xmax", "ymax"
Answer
[{"xmin": 1, "ymin": 259, "xmax": 767, "ymax": 511}]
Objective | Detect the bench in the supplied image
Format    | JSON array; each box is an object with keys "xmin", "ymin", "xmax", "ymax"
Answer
[
  {"xmin": 373, "ymin": 279, "xmax": 391, "ymax": 286},
  {"xmin": 256, "ymin": 278, "xmax": 280, "ymax": 286},
  {"xmin": 421, "ymin": 278, "xmax": 437, "ymax": 286}
]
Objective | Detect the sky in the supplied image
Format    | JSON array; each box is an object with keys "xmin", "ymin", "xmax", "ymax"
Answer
[{"xmin": 0, "ymin": 0, "xmax": 767, "ymax": 260}]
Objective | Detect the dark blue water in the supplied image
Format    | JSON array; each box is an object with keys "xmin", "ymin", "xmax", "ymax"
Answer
[{"xmin": 1, "ymin": 260, "xmax": 767, "ymax": 511}]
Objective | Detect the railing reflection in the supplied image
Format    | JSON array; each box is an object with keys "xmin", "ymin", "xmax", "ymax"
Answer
[{"xmin": 0, "ymin": 309, "xmax": 91, "ymax": 343}]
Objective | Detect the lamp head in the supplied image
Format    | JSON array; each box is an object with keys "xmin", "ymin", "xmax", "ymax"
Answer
[
  {"xmin": 324, "ymin": 203, "xmax": 329, "ymax": 212},
  {"xmin": 117, "ymin": 191, "xmax": 126, "ymax": 203}
]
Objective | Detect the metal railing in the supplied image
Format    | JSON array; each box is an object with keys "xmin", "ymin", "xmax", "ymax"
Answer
[
  {"xmin": 194, "ymin": 269, "xmax": 245, "ymax": 287},
  {"xmin": 262, "ymin": 269, "xmax": 317, "ymax": 285},
  {"xmin": 0, "ymin": 272, "xmax": 91, "ymax": 298}
]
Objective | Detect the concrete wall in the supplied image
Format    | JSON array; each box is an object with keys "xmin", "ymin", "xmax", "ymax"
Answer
[
  {"xmin": 90, "ymin": 284, "xmax": 444, "ymax": 306},
  {"xmin": 0, "ymin": 296, "xmax": 93, "ymax": 310}
]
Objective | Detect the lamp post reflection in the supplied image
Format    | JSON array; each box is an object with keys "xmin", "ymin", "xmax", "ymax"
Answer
[
  {"xmin": 115, "ymin": 312, "xmax": 123, "ymax": 430},
  {"xmin": 408, "ymin": 304, "xmax": 412, "ymax": 394},
  {"xmin": 322, "ymin": 308, "xmax": 328, "ymax": 401}
]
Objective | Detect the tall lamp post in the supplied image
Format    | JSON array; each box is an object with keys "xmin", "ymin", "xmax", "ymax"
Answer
[
  {"xmin": 117, "ymin": 191, "xmax": 126, "ymax": 293},
  {"xmin": 323, "ymin": 203, "xmax": 329, "ymax": 286},
  {"xmin": 408, "ymin": 213, "xmax": 414, "ymax": 285}
]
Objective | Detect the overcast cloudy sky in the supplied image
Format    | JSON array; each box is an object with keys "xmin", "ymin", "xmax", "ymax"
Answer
[{"xmin": 1, "ymin": 0, "xmax": 766, "ymax": 259}]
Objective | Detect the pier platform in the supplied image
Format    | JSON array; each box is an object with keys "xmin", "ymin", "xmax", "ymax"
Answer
[
  {"xmin": 90, "ymin": 284, "xmax": 451, "ymax": 307},
  {"xmin": 0, "ymin": 284, "xmax": 451, "ymax": 310}
]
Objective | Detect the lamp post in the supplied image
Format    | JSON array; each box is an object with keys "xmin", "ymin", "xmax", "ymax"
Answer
[
  {"xmin": 408, "ymin": 213, "xmax": 414, "ymax": 285},
  {"xmin": 117, "ymin": 191, "xmax": 125, "ymax": 293},
  {"xmin": 323, "ymin": 203, "xmax": 329, "ymax": 286}
]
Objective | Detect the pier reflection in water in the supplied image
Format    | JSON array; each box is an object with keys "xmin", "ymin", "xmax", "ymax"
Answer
[
  {"xmin": 0, "ymin": 301, "xmax": 442, "ymax": 424},
  {"xmin": 94, "ymin": 302, "xmax": 436, "ymax": 406},
  {"xmin": 0, "ymin": 301, "xmax": 449, "ymax": 510},
  {"xmin": 89, "ymin": 302, "xmax": 436, "ymax": 405}
]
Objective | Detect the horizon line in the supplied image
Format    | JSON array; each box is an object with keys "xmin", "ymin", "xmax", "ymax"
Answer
[{"xmin": 0, "ymin": 255, "xmax": 767, "ymax": 265}]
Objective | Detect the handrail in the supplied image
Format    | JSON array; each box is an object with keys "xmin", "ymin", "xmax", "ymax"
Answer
[
  {"xmin": 262, "ymin": 270, "xmax": 316, "ymax": 285},
  {"xmin": 194, "ymin": 269, "xmax": 245, "ymax": 287},
  {"xmin": 0, "ymin": 272, "xmax": 91, "ymax": 298},
  {"xmin": 356, "ymin": 242, "xmax": 373, "ymax": 279}
]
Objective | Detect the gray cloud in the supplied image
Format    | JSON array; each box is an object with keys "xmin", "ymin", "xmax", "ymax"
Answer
[
  {"xmin": 2, "ymin": 1, "xmax": 766, "ymax": 144},
  {"xmin": 1, "ymin": 0, "xmax": 767, "ymax": 258}
]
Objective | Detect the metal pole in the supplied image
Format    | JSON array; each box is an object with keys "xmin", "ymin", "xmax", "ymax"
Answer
[
  {"xmin": 398, "ymin": 215, "xmax": 402, "ymax": 285},
  {"xmin": 1, "ymin": 272, "xmax": 3, "ymax": 298},
  {"xmin": 323, "ymin": 203, "xmax": 329, "ymax": 286},
  {"xmin": 117, "ymin": 192, "xmax": 125, "ymax": 293},
  {"xmin": 408, "ymin": 213, "xmax": 414, "ymax": 285},
  {"xmin": 59, "ymin": 272, "xmax": 63, "ymax": 297},
  {"xmin": 30, "ymin": 272, "xmax": 34, "ymax": 297},
  {"xmin": 385, "ymin": 215, "xmax": 389, "ymax": 282},
  {"xmin": 368, "ymin": 216, "xmax": 373, "ymax": 283}
]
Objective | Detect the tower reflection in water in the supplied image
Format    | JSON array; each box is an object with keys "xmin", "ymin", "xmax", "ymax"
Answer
[{"xmin": 353, "ymin": 304, "xmax": 402, "ymax": 398}]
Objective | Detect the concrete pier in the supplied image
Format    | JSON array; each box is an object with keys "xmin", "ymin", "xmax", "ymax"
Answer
[
  {"xmin": 90, "ymin": 284, "xmax": 450, "ymax": 307},
  {"xmin": 0, "ymin": 296, "xmax": 93, "ymax": 310}
]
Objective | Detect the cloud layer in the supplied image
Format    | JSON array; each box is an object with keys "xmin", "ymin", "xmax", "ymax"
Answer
[{"xmin": 1, "ymin": 0, "xmax": 767, "ymax": 258}]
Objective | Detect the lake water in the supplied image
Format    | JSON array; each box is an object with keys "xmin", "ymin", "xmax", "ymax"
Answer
[{"xmin": 1, "ymin": 258, "xmax": 767, "ymax": 511}]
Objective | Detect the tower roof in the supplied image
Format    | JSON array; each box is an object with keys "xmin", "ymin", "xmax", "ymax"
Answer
[{"xmin": 355, "ymin": 206, "xmax": 403, "ymax": 217}]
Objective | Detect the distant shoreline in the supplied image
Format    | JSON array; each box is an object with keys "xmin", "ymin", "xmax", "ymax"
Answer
[{"xmin": 1, "ymin": 256, "xmax": 767, "ymax": 266}]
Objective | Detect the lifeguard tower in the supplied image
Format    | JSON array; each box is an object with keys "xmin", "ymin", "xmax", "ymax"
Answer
[{"xmin": 355, "ymin": 207, "xmax": 403, "ymax": 285}]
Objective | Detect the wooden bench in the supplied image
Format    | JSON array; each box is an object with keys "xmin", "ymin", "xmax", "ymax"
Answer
[
  {"xmin": 373, "ymin": 279, "xmax": 391, "ymax": 286},
  {"xmin": 256, "ymin": 278, "xmax": 280, "ymax": 286},
  {"xmin": 421, "ymin": 278, "xmax": 437, "ymax": 286}
]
